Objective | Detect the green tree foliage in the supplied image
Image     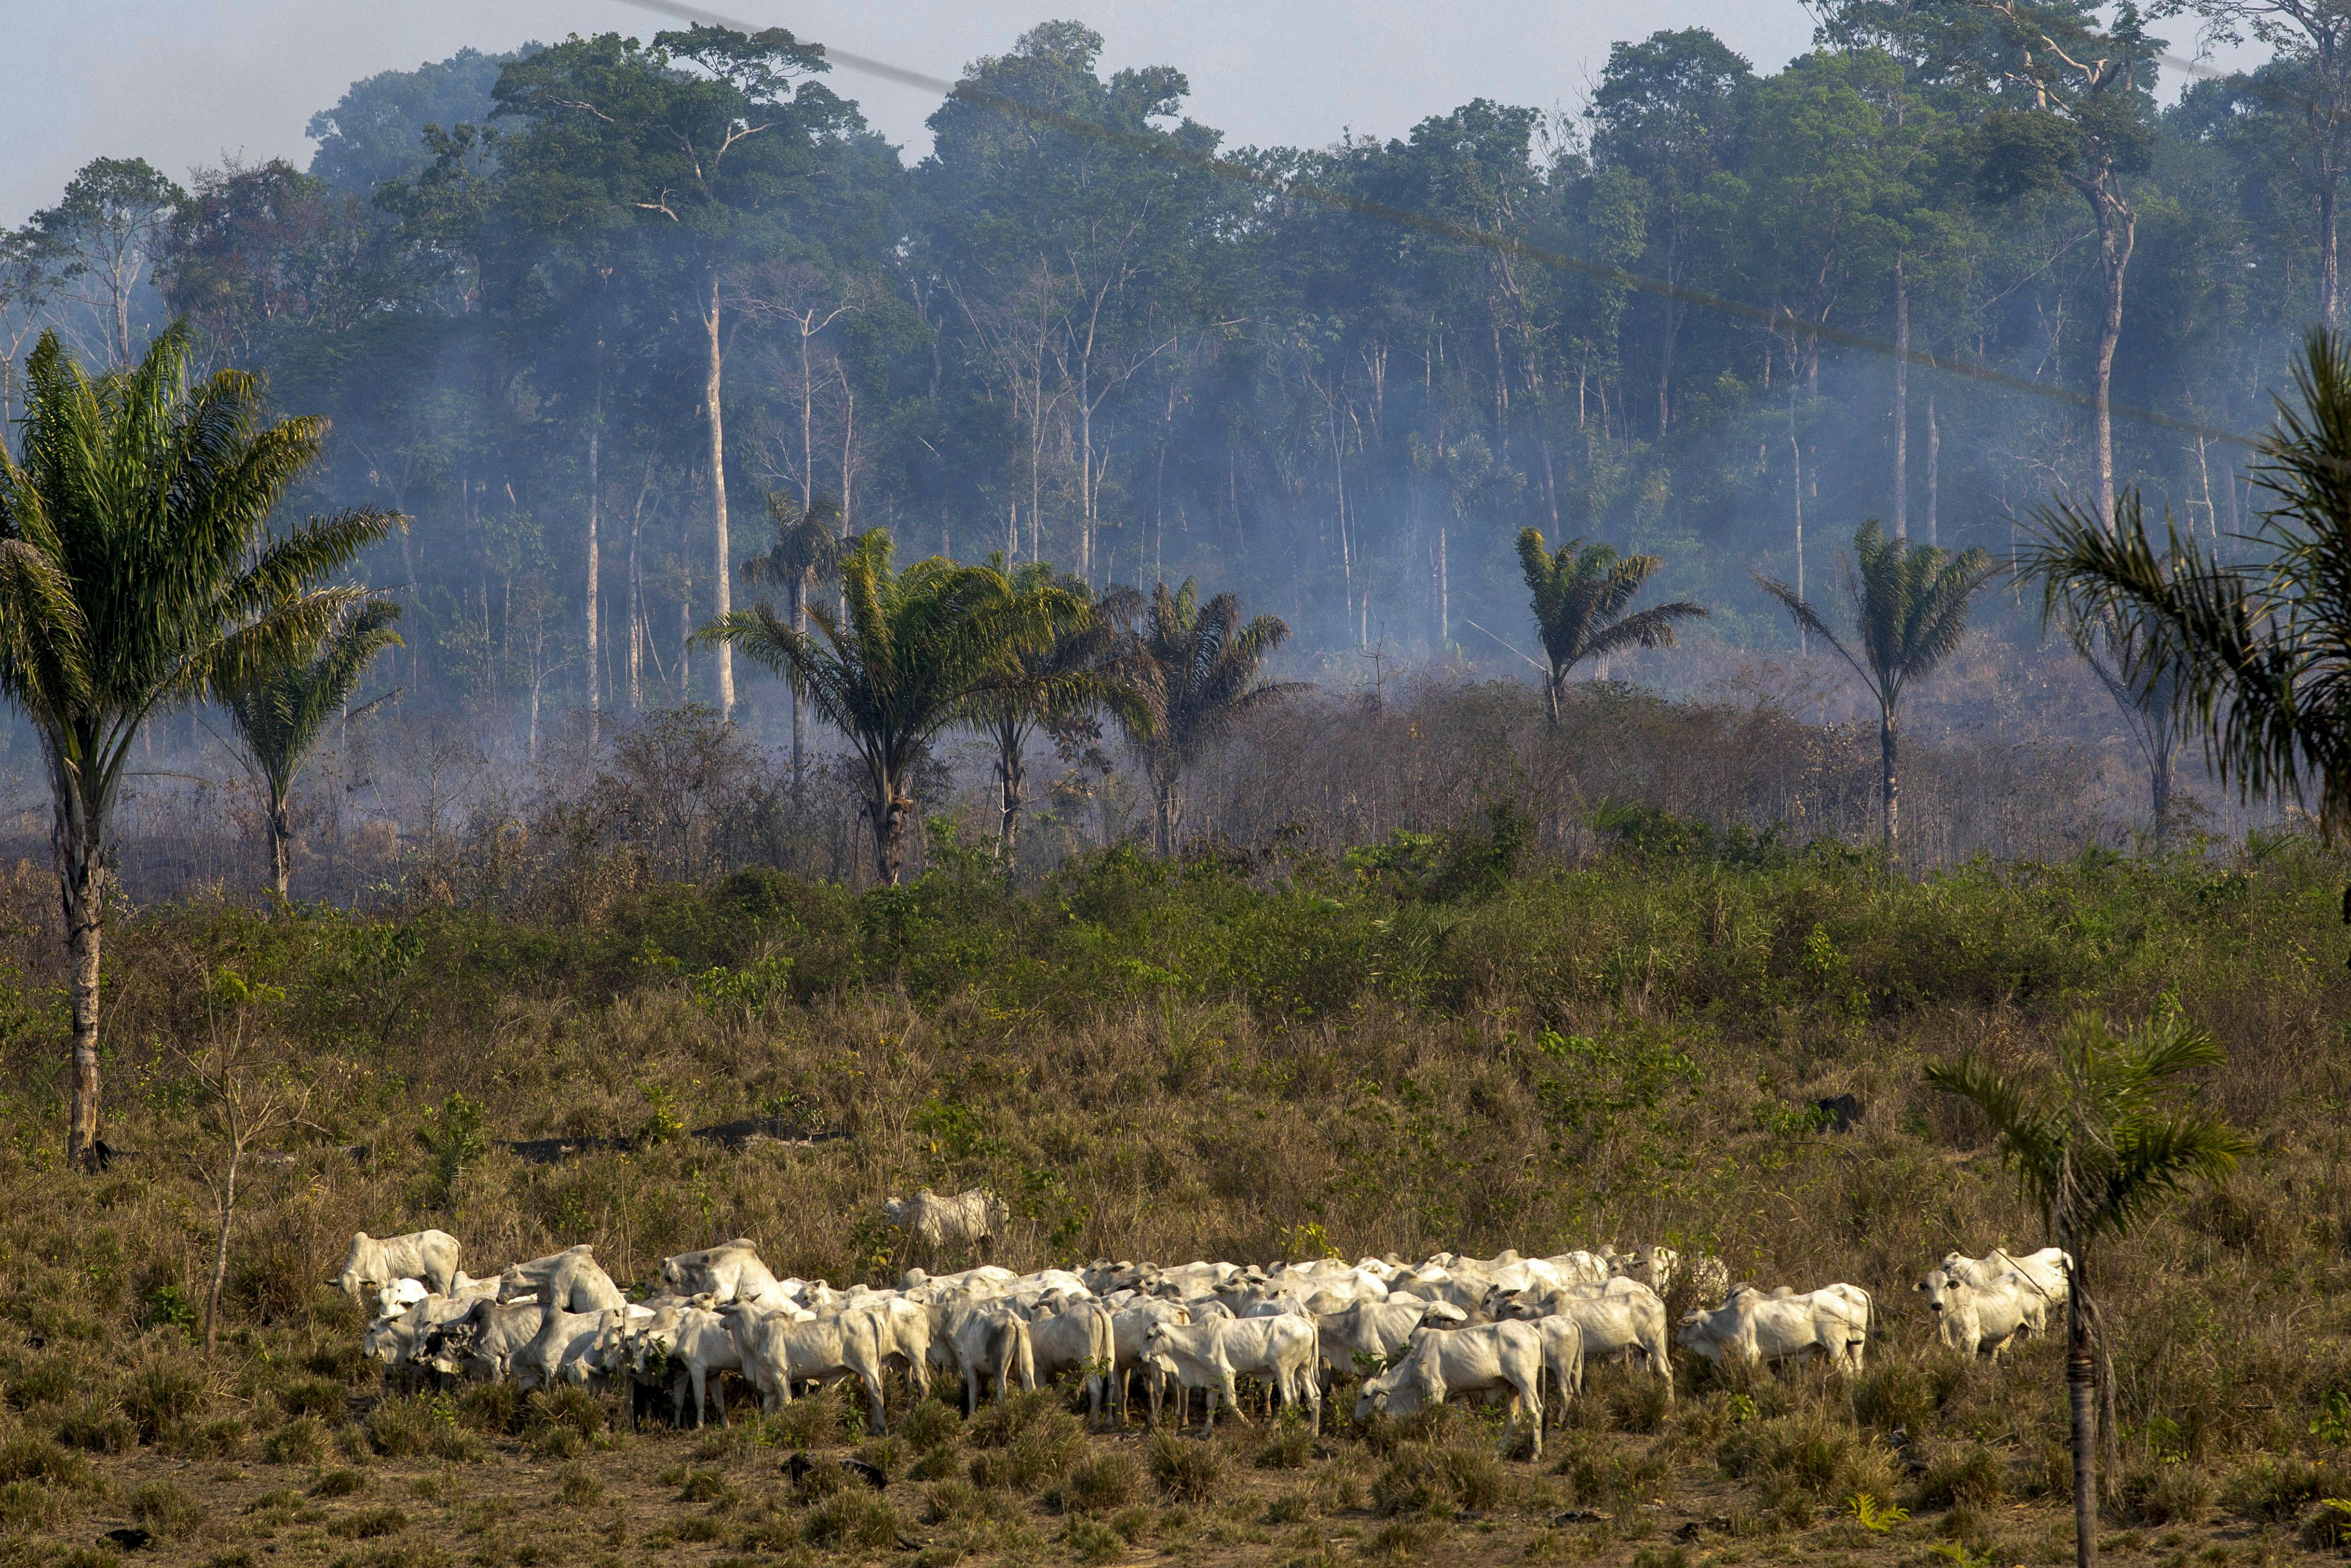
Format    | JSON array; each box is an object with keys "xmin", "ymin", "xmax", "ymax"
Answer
[
  {"xmin": 699, "ymin": 531, "xmax": 1087, "ymax": 883},
  {"xmin": 219, "ymin": 598, "xmax": 404, "ymax": 898},
  {"xmin": 2025, "ymin": 329, "xmax": 2351, "ymax": 836},
  {"xmin": 964, "ymin": 563, "xmax": 1142, "ymax": 851},
  {"xmin": 1758, "ymin": 521, "xmax": 1995, "ymax": 861},
  {"xmin": 26, "ymin": 157, "xmax": 186, "ymax": 367},
  {"xmin": 1515, "ymin": 528, "xmax": 1706, "ymax": 723},
  {"xmin": 1928, "ymin": 1007, "xmax": 2248, "ymax": 1566},
  {"xmin": 1116, "ymin": 582, "xmax": 1301, "ymax": 856},
  {"xmin": 0, "ymin": 324, "xmax": 395, "ymax": 1164}
]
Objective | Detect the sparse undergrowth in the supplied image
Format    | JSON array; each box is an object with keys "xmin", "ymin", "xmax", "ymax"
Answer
[{"xmin": 0, "ymin": 835, "xmax": 2343, "ymax": 1562}]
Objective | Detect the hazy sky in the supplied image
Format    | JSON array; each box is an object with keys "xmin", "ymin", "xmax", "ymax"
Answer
[{"xmin": 2, "ymin": 0, "xmax": 1849, "ymax": 227}]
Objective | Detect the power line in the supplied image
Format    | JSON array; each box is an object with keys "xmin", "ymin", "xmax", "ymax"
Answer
[{"xmin": 609, "ymin": 0, "xmax": 2268, "ymax": 452}]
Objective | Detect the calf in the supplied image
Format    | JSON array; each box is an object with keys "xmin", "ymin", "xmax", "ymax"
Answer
[{"xmin": 1355, "ymin": 1321, "xmax": 1546, "ymax": 1459}]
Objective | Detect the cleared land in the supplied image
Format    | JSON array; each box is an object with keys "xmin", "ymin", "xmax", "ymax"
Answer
[{"xmin": 0, "ymin": 832, "xmax": 2344, "ymax": 1567}]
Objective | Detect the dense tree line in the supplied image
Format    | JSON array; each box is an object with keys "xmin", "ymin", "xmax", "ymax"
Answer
[{"xmin": 0, "ymin": 4, "xmax": 2343, "ymax": 742}]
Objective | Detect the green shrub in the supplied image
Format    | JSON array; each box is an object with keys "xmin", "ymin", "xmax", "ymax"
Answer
[
  {"xmin": 1255, "ymin": 1410, "xmax": 1316, "ymax": 1469},
  {"xmin": 1146, "ymin": 1430, "xmax": 1225, "ymax": 1504},
  {"xmin": 524, "ymin": 1385, "xmax": 605, "ymax": 1439},
  {"xmin": 2223, "ymin": 1454, "xmax": 2324, "ymax": 1522},
  {"xmin": 1371, "ymin": 1439, "xmax": 1506, "ymax": 1518},
  {"xmin": 910, "ymin": 1444, "xmax": 961, "ymax": 1481},
  {"xmin": 963, "ymin": 1392, "xmax": 1081, "ymax": 1492},
  {"xmin": 801, "ymin": 1490, "xmax": 903, "ymax": 1550},
  {"xmin": 264, "ymin": 1415, "xmax": 330, "ymax": 1465},
  {"xmin": 554, "ymin": 1464, "xmax": 601, "ymax": 1508},
  {"xmin": 1064, "ymin": 1450, "xmax": 1141, "ymax": 1514},
  {"xmin": 1363, "ymin": 1518, "xmax": 1435, "ymax": 1561},
  {"xmin": 130, "ymin": 1480, "xmax": 206, "ymax": 1540},
  {"xmin": 325, "ymin": 1542, "xmax": 451, "ymax": 1568},
  {"xmin": 453, "ymin": 1382, "xmax": 517, "ymax": 1434},
  {"xmin": 0, "ymin": 1434, "xmax": 88, "ymax": 1488},
  {"xmin": 678, "ymin": 1468, "xmax": 738, "ymax": 1504},
  {"xmin": 1064, "ymin": 1515, "xmax": 1126, "ymax": 1564},
  {"xmin": 1915, "ymin": 1443, "xmax": 2007, "ymax": 1509},
  {"xmin": 901, "ymin": 1397, "xmax": 962, "ymax": 1453},
  {"xmin": 120, "ymin": 1350, "xmax": 208, "ymax": 1440},
  {"xmin": 855, "ymin": 1435, "xmax": 906, "ymax": 1479},
  {"xmin": 313, "ymin": 1468, "xmax": 370, "ymax": 1498},
  {"xmin": 2, "ymin": 1351, "xmax": 76, "ymax": 1407},
  {"xmin": 326, "ymin": 1504, "xmax": 410, "ymax": 1539},
  {"xmin": 279, "ymin": 1378, "xmax": 348, "ymax": 1419},
  {"xmin": 2302, "ymin": 1496, "xmax": 2351, "ymax": 1550},
  {"xmin": 2119, "ymin": 1461, "xmax": 2212, "ymax": 1525},
  {"xmin": 767, "ymin": 1386, "xmax": 858, "ymax": 1448},
  {"xmin": 0, "ymin": 1478, "xmax": 64, "ymax": 1528},
  {"xmin": 54, "ymin": 1396, "xmax": 134, "ymax": 1454},
  {"xmin": 922, "ymin": 1478, "xmax": 1018, "ymax": 1527}
]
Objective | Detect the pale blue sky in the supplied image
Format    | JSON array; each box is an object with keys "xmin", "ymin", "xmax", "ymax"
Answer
[{"xmin": 6, "ymin": 0, "xmax": 1840, "ymax": 226}]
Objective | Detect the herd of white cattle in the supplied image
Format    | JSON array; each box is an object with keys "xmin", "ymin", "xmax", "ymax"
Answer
[{"xmin": 339, "ymin": 1197, "xmax": 2072, "ymax": 1462}]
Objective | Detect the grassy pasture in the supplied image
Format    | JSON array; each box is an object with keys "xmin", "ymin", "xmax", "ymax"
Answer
[{"xmin": 0, "ymin": 827, "xmax": 2344, "ymax": 1566}]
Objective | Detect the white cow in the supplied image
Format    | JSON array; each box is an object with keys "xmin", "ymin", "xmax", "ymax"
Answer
[
  {"xmin": 626, "ymin": 1306, "xmax": 743, "ymax": 1427},
  {"xmin": 1916, "ymin": 1267, "xmax": 2049, "ymax": 1360},
  {"xmin": 659, "ymin": 1240, "xmax": 787, "ymax": 1305},
  {"xmin": 1942, "ymin": 1247, "xmax": 2071, "ymax": 1302},
  {"xmin": 1676, "ymin": 1284, "xmax": 1872, "ymax": 1373},
  {"xmin": 337, "ymin": 1230, "xmax": 462, "ymax": 1300},
  {"xmin": 499, "ymin": 1245, "xmax": 628, "ymax": 1313},
  {"xmin": 1491, "ymin": 1280, "xmax": 1673, "ymax": 1396},
  {"xmin": 1110, "ymin": 1299, "xmax": 1191, "ymax": 1426},
  {"xmin": 882, "ymin": 1189, "xmax": 1008, "ymax": 1253},
  {"xmin": 1141, "ymin": 1315, "xmax": 1320, "ymax": 1435},
  {"xmin": 730, "ymin": 1306, "xmax": 894, "ymax": 1433},
  {"xmin": 1354, "ymin": 1321, "xmax": 1547, "ymax": 1458},
  {"xmin": 1025, "ymin": 1301, "xmax": 1118, "ymax": 1427},
  {"xmin": 1314, "ymin": 1299, "xmax": 1451, "ymax": 1381},
  {"xmin": 939, "ymin": 1300, "xmax": 1035, "ymax": 1415},
  {"xmin": 421, "ymin": 1296, "xmax": 542, "ymax": 1382}
]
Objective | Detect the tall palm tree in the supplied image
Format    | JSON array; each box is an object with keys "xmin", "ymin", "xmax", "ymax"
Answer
[
  {"xmin": 1516, "ymin": 529, "xmax": 1706, "ymax": 723},
  {"xmin": 2024, "ymin": 330, "xmax": 2351, "ymax": 837},
  {"xmin": 1117, "ymin": 581, "xmax": 1301, "ymax": 856},
  {"xmin": 1927, "ymin": 1009, "xmax": 2248, "ymax": 1568},
  {"xmin": 700, "ymin": 530, "xmax": 1085, "ymax": 884},
  {"xmin": 1757, "ymin": 521, "xmax": 1995, "ymax": 862},
  {"xmin": 965, "ymin": 560, "xmax": 1142, "ymax": 853},
  {"xmin": 741, "ymin": 490, "xmax": 843, "ymax": 794},
  {"xmin": 0, "ymin": 324, "xmax": 395, "ymax": 1166},
  {"xmin": 219, "ymin": 598, "xmax": 403, "ymax": 897}
]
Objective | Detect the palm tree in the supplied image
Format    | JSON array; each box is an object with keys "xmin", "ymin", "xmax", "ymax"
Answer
[
  {"xmin": 1516, "ymin": 528, "xmax": 1707, "ymax": 723},
  {"xmin": 218, "ymin": 598, "xmax": 403, "ymax": 897},
  {"xmin": 2023, "ymin": 330, "xmax": 2351, "ymax": 837},
  {"xmin": 741, "ymin": 489, "xmax": 844, "ymax": 794},
  {"xmin": 1757, "ymin": 521, "xmax": 1995, "ymax": 862},
  {"xmin": 699, "ymin": 530, "xmax": 1085, "ymax": 884},
  {"xmin": 1927, "ymin": 1008, "xmax": 2248, "ymax": 1568},
  {"xmin": 0, "ymin": 324, "xmax": 395, "ymax": 1166},
  {"xmin": 1117, "ymin": 581, "xmax": 1302, "ymax": 856},
  {"xmin": 965, "ymin": 560, "xmax": 1142, "ymax": 853},
  {"xmin": 2029, "ymin": 492, "xmax": 2194, "ymax": 852}
]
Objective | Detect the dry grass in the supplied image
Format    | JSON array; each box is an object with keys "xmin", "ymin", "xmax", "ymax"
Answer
[{"xmin": 0, "ymin": 814, "xmax": 2343, "ymax": 1564}]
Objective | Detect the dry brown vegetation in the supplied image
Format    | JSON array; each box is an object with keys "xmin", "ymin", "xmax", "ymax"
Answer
[{"xmin": 0, "ymin": 677, "xmax": 2339, "ymax": 1567}]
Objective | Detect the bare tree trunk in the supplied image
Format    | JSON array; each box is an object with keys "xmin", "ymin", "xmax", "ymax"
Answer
[
  {"xmin": 790, "ymin": 574, "xmax": 809, "ymax": 796},
  {"xmin": 703, "ymin": 273, "xmax": 736, "ymax": 718},
  {"xmin": 1894, "ymin": 259, "xmax": 1908, "ymax": 539},
  {"xmin": 1153, "ymin": 766, "xmax": 1182, "ymax": 857},
  {"xmin": 2325, "ymin": 167, "xmax": 2341, "ymax": 331},
  {"xmin": 57, "ymin": 788, "xmax": 102, "ymax": 1168},
  {"xmin": 1926, "ymin": 393, "xmax": 1940, "ymax": 550},
  {"xmin": 1881, "ymin": 706, "xmax": 1899, "ymax": 865},
  {"xmin": 204, "ymin": 1150, "xmax": 238, "ymax": 1356},
  {"xmin": 2069, "ymin": 1255, "xmax": 2099, "ymax": 1568},
  {"xmin": 872, "ymin": 772, "xmax": 912, "ymax": 886},
  {"xmin": 997, "ymin": 726, "xmax": 1025, "ymax": 849},
  {"xmin": 267, "ymin": 783, "xmax": 292, "ymax": 899},
  {"xmin": 2083, "ymin": 182, "xmax": 2137, "ymax": 529}
]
